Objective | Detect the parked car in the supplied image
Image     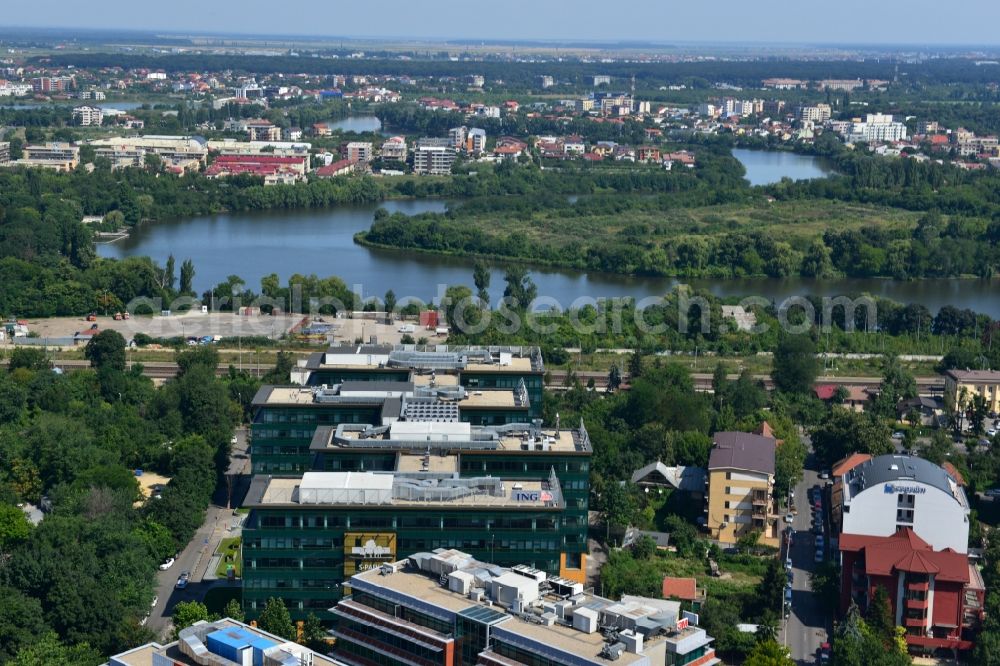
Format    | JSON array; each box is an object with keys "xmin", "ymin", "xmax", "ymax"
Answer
[
  {"xmin": 159, "ymin": 557, "xmax": 175, "ymax": 570},
  {"xmin": 985, "ymin": 488, "xmax": 1000, "ymax": 497},
  {"xmin": 892, "ymin": 431, "xmax": 904, "ymax": 439},
  {"xmin": 151, "ymin": 596, "xmax": 158, "ymax": 608},
  {"xmin": 784, "ymin": 513, "xmax": 794, "ymax": 524},
  {"xmin": 175, "ymin": 571, "xmax": 190, "ymax": 589},
  {"xmin": 819, "ymin": 470, "xmax": 830, "ymax": 480},
  {"xmin": 814, "ymin": 550, "xmax": 824, "ymax": 563}
]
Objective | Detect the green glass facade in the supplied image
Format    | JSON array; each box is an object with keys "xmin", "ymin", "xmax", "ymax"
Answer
[
  {"xmin": 251, "ymin": 402, "xmax": 382, "ymax": 473},
  {"xmin": 462, "ymin": 371, "xmax": 543, "ymax": 419},
  {"xmin": 242, "ymin": 503, "xmax": 571, "ymax": 622}
]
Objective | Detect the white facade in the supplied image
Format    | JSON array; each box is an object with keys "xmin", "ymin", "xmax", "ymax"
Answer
[
  {"xmin": 414, "ymin": 139, "xmax": 456, "ymax": 175},
  {"xmin": 842, "ymin": 113, "xmax": 908, "ymax": 144},
  {"xmin": 73, "ymin": 105, "xmax": 103, "ymax": 126},
  {"xmin": 840, "ymin": 455, "xmax": 969, "ymax": 553}
]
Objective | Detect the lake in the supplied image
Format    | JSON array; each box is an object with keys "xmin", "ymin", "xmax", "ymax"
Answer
[
  {"xmin": 98, "ymin": 201, "xmax": 1000, "ymax": 316},
  {"xmin": 326, "ymin": 115, "xmax": 387, "ymax": 134},
  {"xmin": 733, "ymin": 148, "xmax": 835, "ymax": 186}
]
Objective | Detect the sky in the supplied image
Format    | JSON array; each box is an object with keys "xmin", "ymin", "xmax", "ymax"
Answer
[{"xmin": 7, "ymin": 0, "xmax": 1000, "ymax": 46}]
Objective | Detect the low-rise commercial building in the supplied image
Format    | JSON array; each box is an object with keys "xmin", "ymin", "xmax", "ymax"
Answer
[
  {"xmin": 14, "ymin": 142, "xmax": 80, "ymax": 171},
  {"xmin": 705, "ymin": 431, "xmax": 778, "ymax": 547},
  {"xmin": 88, "ymin": 135, "xmax": 208, "ymax": 166},
  {"xmin": 105, "ymin": 617, "xmax": 345, "ymax": 666},
  {"xmin": 205, "ymin": 154, "xmax": 309, "ymax": 184},
  {"xmin": 331, "ymin": 550, "xmax": 719, "ymax": 666}
]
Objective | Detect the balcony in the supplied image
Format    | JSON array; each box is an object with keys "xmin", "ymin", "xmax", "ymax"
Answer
[
  {"xmin": 906, "ymin": 597, "xmax": 929, "ymax": 610},
  {"xmin": 907, "ymin": 580, "xmax": 929, "ymax": 592},
  {"xmin": 751, "ymin": 489, "xmax": 769, "ymax": 506},
  {"xmin": 904, "ymin": 616, "xmax": 927, "ymax": 628}
]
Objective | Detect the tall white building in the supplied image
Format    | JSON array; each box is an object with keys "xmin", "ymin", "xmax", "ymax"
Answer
[
  {"xmin": 797, "ymin": 104, "xmax": 832, "ymax": 124},
  {"xmin": 72, "ymin": 105, "xmax": 104, "ymax": 126}
]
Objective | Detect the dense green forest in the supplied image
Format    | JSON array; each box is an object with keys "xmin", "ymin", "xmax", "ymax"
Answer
[{"xmin": 0, "ymin": 335, "xmax": 258, "ymax": 663}]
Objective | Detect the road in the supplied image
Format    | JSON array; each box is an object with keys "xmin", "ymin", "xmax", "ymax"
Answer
[
  {"xmin": 780, "ymin": 447, "xmax": 831, "ymax": 665},
  {"xmin": 146, "ymin": 427, "xmax": 250, "ymax": 638}
]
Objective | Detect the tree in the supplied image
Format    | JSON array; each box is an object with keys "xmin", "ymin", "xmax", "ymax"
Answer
[
  {"xmin": 301, "ymin": 613, "xmax": 328, "ymax": 652},
  {"xmin": 8, "ymin": 632, "xmax": 102, "ymax": 666},
  {"xmin": 608, "ymin": 364, "xmax": 622, "ymax": 392},
  {"xmin": 631, "ymin": 535, "xmax": 657, "ymax": 560},
  {"xmin": 179, "ymin": 259, "xmax": 196, "ymax": 295},
  {"xmin": 811, "ymin": 409, "xmax": 893, "ymax": 467},
  {"xmin": 601, "ymin": 482, "xmax": 638, "ymax": 543},
  {"xmin": 171, "ymin": 601, "xmax": 212, "ymax": 639},
  {"xmin": 744, "ymin": 639, "xmax": 794, "ymax": 666},
  {"xmin": 383, "ymin": 289, "xmax": 397, "ymax": 317},
  {"xmin": 223, "ymin": 598, "xmax": 245, "ymax": 622},
  {"xmin": 163, "ymin": 254, "xmax": 176, "ymax": 292},
  {"xmin": 627, "ymin": 347, "xmax": 644, "ymax": 380},
  {"xmin": 502, "ymin": 266, "xmax": 537, "ymax": 308},
  {"xmin": 871, "ymin": 356, "xmax": 917, "ymax": 419},
  {"xmin": 865, "ymin": 585, "xmax": 896, "ymax": 648},
  {"xmin": 0, "ymin": 587, "xmax": 48, "ymax": 663},
  {"xmin": 473, "ymin": 262, "xmax": 491, "ymax": 307},
  {"xmin": 7, "ymin": 348, "xmax": 49, "ymax": 373},
  {"xmin": 258, "ymin": 597, "xmax": 296, "ymax": 641},
  {"xmin": 758, "ymin": 557, "xmax": 786, "ymax": 615},
  {"xmin": 737, "ymin": 529, "xmax": 762, "ymax": 554},
  {"xmin": 0, "ymin": 504, "xmax": 32, "ymax": 551},
  {"xmin": 772, "ymin": 334, "xmax": 819, "ymax": 395},
  {"xmin": 84, "ymin": 329, "xmax": 127, "ymax": 373}
]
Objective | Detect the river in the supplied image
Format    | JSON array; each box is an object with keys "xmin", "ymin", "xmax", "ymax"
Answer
[
  {"xmin": 97, "ymin": 198, "xmax": 1000, "ymax": 316},
  {"xmin": 733, "ymin": 148, "xmax": 835, "ymax": 186}
]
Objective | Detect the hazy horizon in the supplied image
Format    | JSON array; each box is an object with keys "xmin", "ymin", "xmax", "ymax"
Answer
[{"xmin": 5, "ymin": 0, "xmax": 1000, "ymax": 47}]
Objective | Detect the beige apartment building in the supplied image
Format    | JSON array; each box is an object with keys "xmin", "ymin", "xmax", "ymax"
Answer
[
  {"xmin": 945, "ymin": 369, "xmax": 1000, "ymax": 415},
  {"xmin": 705, "ymin": 431, "xmax": 778, "ymax": 547}
]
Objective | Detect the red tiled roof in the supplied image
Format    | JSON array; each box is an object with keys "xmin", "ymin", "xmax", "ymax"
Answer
[
  {"xmin": 839, "ymin": 528, "xmax": 968, "ymax": 583},
  {"xmin": 315, "ymin": 159, "xmax": 356, "ymax": 177},
  {"xmin": 814, "ymin": 384, "xmax": 837, "ymax": 400},
  {"xmin": 662, "ymin": 577, "xmax": 698, "ymax": 601},
  {"xmin": 832, "ymin": 453, "xmax": 872, "ymax": 478},
  {"xmin": 942, "ymin": 462, "xmax": 966, "ymax": 486}
]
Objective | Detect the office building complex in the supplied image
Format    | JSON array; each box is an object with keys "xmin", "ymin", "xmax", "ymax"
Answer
[
  {"xmin": 242, "ymin": 418, "xmax": 592, "ymax": 621},
  {"xmin": 705, "ymin": 431, "xmax": 779, "ymax": 547},
  {"xmin": 330, "ymin": 549, "xmax": 719, "ymax": 666}
]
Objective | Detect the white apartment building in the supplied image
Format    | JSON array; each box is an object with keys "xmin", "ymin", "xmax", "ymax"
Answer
[
  {"xmin": 72, "ymin": 105, "xmax": 104, "ymax": 126},
  {"xmin": 843, "ymin": 113, "xmax": 908, "ymax": 144},
  {"xmin": 413, "ymin": 138, "xmax": 456, "ymax": 175}
]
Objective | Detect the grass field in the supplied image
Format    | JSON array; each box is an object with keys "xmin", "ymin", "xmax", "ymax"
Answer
[{"xmin": 215, "ymin": 537, "xmax": 242, "ymax": 579}]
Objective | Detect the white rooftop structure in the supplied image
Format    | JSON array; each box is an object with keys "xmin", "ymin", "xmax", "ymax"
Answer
[
  {"xmin": 389, "ymin": 421, "xmax": 472, "ymax": 441},
  {"xmin": 298, "ymin": 471, "xmax": 393, "ymax": 505}
]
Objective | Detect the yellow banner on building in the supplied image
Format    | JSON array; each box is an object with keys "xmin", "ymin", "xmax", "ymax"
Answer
[{"xmin": 344, "ymin": 532, "xmax": 397, "ymax": 578}]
